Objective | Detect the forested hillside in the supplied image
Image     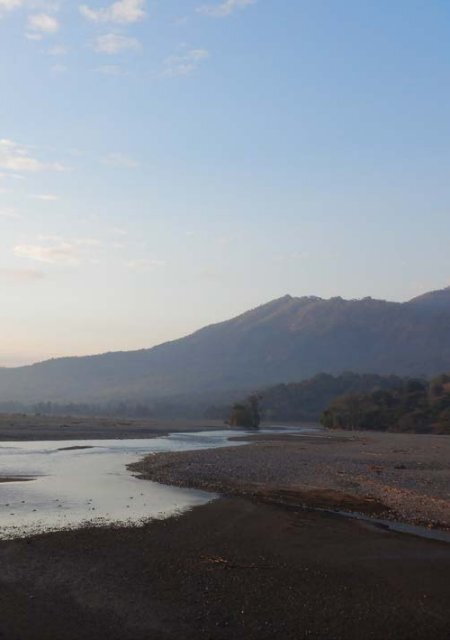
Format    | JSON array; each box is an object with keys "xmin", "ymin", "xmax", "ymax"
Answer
[
  {"xmin": 255, "ymin": 373, "xmax": 406, "ymax": 422},
  {"xmin": 321, "ymin": 374, "xmax": 450, "ymax": 434}
]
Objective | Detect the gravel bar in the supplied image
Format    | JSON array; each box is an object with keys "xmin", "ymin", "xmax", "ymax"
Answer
[{"xmin": 129, "ymin": 430, "xmax": 450, "ymax": 530}]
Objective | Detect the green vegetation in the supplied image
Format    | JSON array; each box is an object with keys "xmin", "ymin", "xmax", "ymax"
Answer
[
  {"xmin": 255, "ymin": 373, "xmax": 405, "ymax": 422},
  {"xmin": 228, "ymin": 395, "xmax": 261, "ymax": 429},
  {"xmin": 321, "ymin": 374, "xmax": 450, "ymax": 434}
]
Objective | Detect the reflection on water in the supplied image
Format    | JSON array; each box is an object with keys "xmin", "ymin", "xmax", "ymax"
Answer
[{"xmin": 0, "ymin": 428, "xmax": 306, "ymax": 539}]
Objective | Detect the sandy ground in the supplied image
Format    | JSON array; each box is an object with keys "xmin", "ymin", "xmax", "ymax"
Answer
[
  {"xmin": 1, "ymin": 497, "xmax": 450, "ymax": 640},
  {"xmin": 0, "ymin": 413, "xmax": 225, "ymax": 441},
  {"xmin": 130, "ymin": 430, "xmax": 450, "ymax": 529}
]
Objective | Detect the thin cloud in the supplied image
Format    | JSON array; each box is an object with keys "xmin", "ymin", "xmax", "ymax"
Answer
[
  {"xmin": 125, "ymin": 258, "xmax": 166, "ymax": 270},
  {"xmin": 14, "ymin": 242, "xmax": 78, "ymax": 265},
  {"xmin": 50, "ymin": 63, "xmax": 68, "ymax": 74},
  {"xmin": 0, "ymin": 170, "xmax": 25, "ymax": 180},
  {"xmin": 0, "ymin": 139, "xmax": 65, "ymax": 173},
  {"xmin": 73, "ymin": 237, "xmax": 101, "ymax": 246},
  {"xmin": 0, "ymin": 267, "xmax": 45, "ymax": 282},
  {"xmin": 197, "ymin": 0, "xmax": 256, "ymax": 18},
  {"xmin": 102, "ymin": 152, "xmax": 138, "ymax": 168},
  {"xmin": 95, "ymin": 64, "xmax": 127, "ymax": 76},
  {"xmin": 47, "ymin": 44, "xmax": 68, "ymax": 56},
  {"xmin": 14, "ymin": 236, "xmax": 101, "ymax": 266},
  {"xmin": 110, "ymin": 226, "xmax": 128, "ymax": 236},
  {"xmin": 80, "ymin": 0, "xmax": 146, "ymax": 24},
  {"xmin": 93, "ymin": 33, "xmax": 141, "ymax": 54},
  {"xmin": 30, "ymin": 193, "xmax": 59, "ymax": 201},
  {"xmin": 162, "ymin": 49, "xmax": 209, "ymax": 78},
  {"xmin": 0, "ymin": 0, "xmax": 25, "ymax": 14},
  {"xmin": 26, "ymin": 13, "xmax": 60, "ymax": 40},
  {"xmin": 0, "ymin": 207, "xmax": 21, "ymax": 219}
]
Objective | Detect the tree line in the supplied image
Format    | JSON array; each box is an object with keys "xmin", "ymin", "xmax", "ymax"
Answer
[
  {"xmin": 321, "ymin": 374, "xmax": 450, "ymax": 434},
  {"xmin": 222, "ymin": 373, "xmax": 407, "ymax": 424}
]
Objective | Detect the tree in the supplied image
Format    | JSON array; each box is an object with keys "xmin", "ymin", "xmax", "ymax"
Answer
[
  {"xmin": 229, "ymin": 396, "xmax": 261, "ymax": 428},
  {"xmin": 248, "ymin": 394, "xmax": 261, "ymax": 428}
]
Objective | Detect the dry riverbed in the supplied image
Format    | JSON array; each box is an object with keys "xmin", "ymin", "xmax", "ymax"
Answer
[
  {"xmin": 130, "ymin": 430, "xmax": 450, "ymax": 530},
  {"xmin": 0, "ymin": 413, "xmax": 225, "ymax": 441},
  {"xmin": 1, "ymin": 497, "xmax": 450, "ymax": 640},
  {"xmin": 1, "ymin": 428, "xmax": 450, "ymax": 639}
]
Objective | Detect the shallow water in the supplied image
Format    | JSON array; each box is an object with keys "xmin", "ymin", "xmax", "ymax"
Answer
[
  {"xmin": 328, "ymin": 508, "xmax": 450, "ymax": 544},
  {"xmin": 0, "ymin": 427, "xmax": 308, "ymax": 539}
]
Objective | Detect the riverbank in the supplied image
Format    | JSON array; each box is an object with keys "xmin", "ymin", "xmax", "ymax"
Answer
[
  {"xmin": 130, "ymin": 430, "xmax": 450, "ymax": 529},
  {"xmin": 1, "ymin": 496, "xmax": 450, "ymax": 640},
  {"xmin": 0, "ymin": 413, "xmax": 226, "ymax": 441}
]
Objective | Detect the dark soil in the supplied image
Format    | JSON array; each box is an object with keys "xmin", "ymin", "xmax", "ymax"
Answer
[{"xmin": 0, "ymin": 497, "xmax": 450, "ymax": 640}]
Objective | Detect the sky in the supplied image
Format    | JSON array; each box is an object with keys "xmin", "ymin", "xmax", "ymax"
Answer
[{"xmin": 1, "ymin": 0, "xmax": 450, "ymax": 366}]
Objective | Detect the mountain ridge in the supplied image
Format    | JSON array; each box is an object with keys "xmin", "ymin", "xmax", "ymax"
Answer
[{"xmin": 0, "ymin": 287, "xmax": 449, "ymax": 404}]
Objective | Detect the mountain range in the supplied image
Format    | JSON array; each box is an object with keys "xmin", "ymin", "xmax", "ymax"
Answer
[{"xmin": 1, "ymin": 287, "xmax": 450, "ymax": 405}]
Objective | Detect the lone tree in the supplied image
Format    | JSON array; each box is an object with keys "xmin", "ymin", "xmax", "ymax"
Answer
[{"xmin": 229, "ymin": 394, "xmax": 261, "ymax": 428}]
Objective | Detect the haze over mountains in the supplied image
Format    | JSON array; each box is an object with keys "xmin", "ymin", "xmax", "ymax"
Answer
[{"xmin": 1, "ymin": 287, "xmax": 450, "ymax": 406}]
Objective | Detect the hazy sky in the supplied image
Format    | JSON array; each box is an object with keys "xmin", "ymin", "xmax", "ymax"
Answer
[{"xmin": 1, "ymin": 0, "xmax": 449, "ymax": 366}]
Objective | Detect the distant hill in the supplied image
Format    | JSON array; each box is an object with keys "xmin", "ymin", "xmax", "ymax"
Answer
[{"xmin": 0, "ymin": 287, "xmax": 450, "ymax": 404}]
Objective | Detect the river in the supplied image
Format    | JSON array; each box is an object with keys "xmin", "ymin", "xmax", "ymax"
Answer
[{"xmin": 0, "ymin": 427, "xmax": 304, "ymax": 539}]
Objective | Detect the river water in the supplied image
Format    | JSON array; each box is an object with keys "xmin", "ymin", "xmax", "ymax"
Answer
[{"xmin": 0, "ymin": 428, "xmax": 300, "ymax": 539}]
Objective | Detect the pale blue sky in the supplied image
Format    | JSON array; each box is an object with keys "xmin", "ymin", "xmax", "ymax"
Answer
[{"xmin": 1, "ymin": 0, "xmax": 449, "ymax": 365}]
